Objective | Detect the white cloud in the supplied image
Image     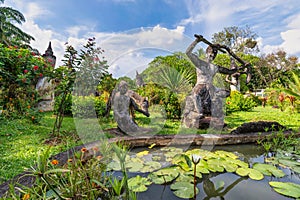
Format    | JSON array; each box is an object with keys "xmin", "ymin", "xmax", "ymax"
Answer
[
  {"xmin": 261, "ymin": 13, "xmax": 300, "ymax": 56},
  {"xmin": 98, "ymin": 25, "xmax": 192, "ymax": 78}
]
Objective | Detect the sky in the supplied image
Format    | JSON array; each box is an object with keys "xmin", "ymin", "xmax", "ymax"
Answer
[{"xmin": 4, "ymin": 0, "xmax": 300, "ymax": 78}]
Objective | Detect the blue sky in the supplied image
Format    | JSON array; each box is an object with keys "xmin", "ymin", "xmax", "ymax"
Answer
[{"xmin": 4, "ymin": 0, "xmax": 300, "ymax": 78}]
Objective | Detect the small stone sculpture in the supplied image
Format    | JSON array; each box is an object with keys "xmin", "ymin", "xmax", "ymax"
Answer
[{"xmin": 113, "ymin": 81, "xmax": 151, "ymax": 135}]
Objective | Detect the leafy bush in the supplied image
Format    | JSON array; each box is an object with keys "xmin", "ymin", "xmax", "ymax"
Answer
[
  {"xmin": 70, "ymin": 95, "xmax": 107, "ymax": 118},
  {"xmin": 0, "ymin": 44, "xmax": 53, "ymax": 120},
  {"xmin": 163, "ymin": 92, "xmax": 181, "ymax": 119},
  {"xmin": 94, "ymin": 95, "xmax": 107, "ymax": 117},
  {"xmin": 137, "ymin": 83, "xmax": 182, "ymax": 119},
  {"xmin": 226, "ymin": 91, "xmax": 257, "ymax": 114}
]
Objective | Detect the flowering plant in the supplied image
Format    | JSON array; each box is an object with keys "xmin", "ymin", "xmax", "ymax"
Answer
[{"xmin": 0, "ymin": 44, "xmax": 54, "ymax": 120}]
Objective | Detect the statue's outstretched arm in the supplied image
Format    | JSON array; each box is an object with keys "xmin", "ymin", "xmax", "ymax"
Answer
[{"xmin": 130, "ymin": 98, "xmax": 150, "ymax": 117}]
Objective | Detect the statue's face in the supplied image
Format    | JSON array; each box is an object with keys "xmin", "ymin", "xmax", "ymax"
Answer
[
  {"xmin": 118, "ymin": 81, "xmax": 128, "ymax": 94},
  {"xmin": 206, "ymin": 47, "xmax": 217, "ymax": 62}
]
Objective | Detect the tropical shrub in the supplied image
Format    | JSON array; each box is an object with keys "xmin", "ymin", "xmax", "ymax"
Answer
[
  {"xmin": 137, "ymin": 83, "xmax": 182, "ymax": 119},
  {"xmin": 71, "ymin": 95, "xmax": 107, "ymax": 118},
  {"xmin": 163, "ymin": 92, "xmax": 181, "ymax": 119},
  {"xmin": 225, "ymin": 91, "xmax": 257, "ymax": 114},
  {"xmin": 0, "ymin": 44, "xmax": 53, "ymax": 120}
]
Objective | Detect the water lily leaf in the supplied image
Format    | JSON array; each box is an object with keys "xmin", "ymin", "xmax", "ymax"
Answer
[
  {"xmin": 248, "ymin": 168, "xmax": 264, "ymax": 180},
  {"xmin": 185, "ymin": 170, "xmax": 202, "ymax": 179},
  {"xmin": 197, "ymin": 160, "xmax": 210, "ymax": 174},
  {"xmin": 222, "ymin": 161, "xmax": 238, "ymax": 173},
  {"xmin": 148, "ymin": 143, "xmax": 156, "ymax": 149},
  {"xmin": 236, "ymin": 167, "xmax": 250, "ymax": 177},
  {"xmin": 253, "ymin": 163, "xmax": 285, "ymax": 178},
  {"xmin": 176, "ymin": 174, "xmax": 194, "ymax": 183},
  {"xmin": 140, "ymin": 161, "xmax": 161, "ymax": 173},
  {"xmin": 207, "ymin": 159, "xmax": 224, "ymax": 172},
  {"xmin": 136, "ymin": 150, "xmax": 149, "ymax": 157},
  {"xmin": 172, "ymin": 154, "xmax": 192, "ymax": 171},
  {"xmin": 214, "ymin": 150, "xmax": 238, "ymax": 159},
  {"xmin": 164, "ymin": 151, "xmax": 180, "ymax": 162},
  {"xmin": 291, "ymin": 166, "xmax": 300, "ymax": 173},
  {"xmin": 161, "ymin": 146, "xmax": 183, "ymax": 153},
  {"xmin": 130, "ymin": 157, "xmax": 144, "ymax": 163},
  {"xmin": 232, "ymin": 159, "xmax": 248, "ymax": 168},
  {"xmin": 128, "ymin": 175, "xmax": 152, "ymax": 192},
  {"xmin": 170, "ymin": 181, "xmax": 198, "ymax": 199},
  {"xmin": 126, "ymin": 162, "xmax": 144, "ymax": 172},
  {"xmin": 152, "ymin": 155, "xmax": 162, "ymax": 161},
  {"xmin": 149, "ymin": 167, "xmax": 180, "ymax": 184},
  {"xmin": 278, "ymin": 159, "xmax": 300, "ymax": 168},
  {"xmin": 269, "ymin": 181, "xmax": 300, "ymax": 199},
  {"xmin": 107, "ymin": 161, "xmax": 121, "ymax": 171}
]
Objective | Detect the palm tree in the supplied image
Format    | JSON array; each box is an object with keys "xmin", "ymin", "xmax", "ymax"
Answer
[
  {"xmin": 0, "ymin": 0, "xmax": 34, "ymax": 46},
  {"xmin": 282, "ymin": 72, "xmax": 300, "ymax": 99},
  {"xmin": 155, "ymin": 66, "xmax": 193, "ymax": 94}
]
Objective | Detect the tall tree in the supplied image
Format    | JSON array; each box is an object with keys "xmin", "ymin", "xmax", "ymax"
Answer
[
  {"xmin": 0, "ymin": 0, "xmax": 34, "ymax": 46},
  {"xmin": 212, "ymin": 26, "xmax": 259, "ymax": 54},
  {"xmin": 256, "ymin": 50, "xmax": 298, "ymax": 88},
  {"xmin": 212, "ymin": 26, "xmax": 259, "ymax": 91}
]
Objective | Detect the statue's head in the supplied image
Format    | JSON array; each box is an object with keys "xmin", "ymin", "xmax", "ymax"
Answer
[
  {"xmin": 205, "ymin": 46, "xmax": 218, "ymax": 62},
  {"xmin": 118, "ymin": 81, "xmax": 128, "ymax": 95}
]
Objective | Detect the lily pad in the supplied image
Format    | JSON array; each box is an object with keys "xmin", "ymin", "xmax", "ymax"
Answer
[
  {"xmin": 126, "ymin": 162, "xmax": 144, "ymax": 172},
  {"xmin": 207, "ymin": 158, "xmax": 224, "ymax": 172},
  {"xmin": 253, "ymin": 163, "xmax": 285, "ymax": 178},
  {"xmin": 236, "ymin": 167, "xmax": 250, "ymax": 177},
  {"xmin": 128, "ymin": 175, "xmax": 152, "ymax": 192},
  {"xmin": 172, "ymin": 154, "xmax": 192, "ymax": 171},
  {"xmin": 170, "ymin": 181, "xmax": 198, "ymax": 199},
  {"xmin": 278, "ymin": 158, "xmax": 300, "ymax": 168},
  {"xmin": 107, "ymin": 161, "xmax": 121, "ymax": 171},
  {"xmin": 214, "ymin": 150, "xmax": 238, "ymax": 159},
  {"xmin": 269, "ymin": 181, "xmax": 300, "ymax": 199},
  {"xmin": 136, "ymin": 150, "xmax": 149, "ymax": 157},
  {"xmin": 149, "ymin": 167, "xmax": 180, "ymax": 184},
  {"xmin": 248, "ymin": 168, "xmax": 264, "ymax": 180},
  {"xmin": 140, "ymin": 161, "xmax": 161, "ymax": 173}
]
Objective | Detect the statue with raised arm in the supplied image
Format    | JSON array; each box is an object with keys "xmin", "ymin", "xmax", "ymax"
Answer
[{"xmin": 182, "ymin": 34, "xmax": 250, "ymax": 129}]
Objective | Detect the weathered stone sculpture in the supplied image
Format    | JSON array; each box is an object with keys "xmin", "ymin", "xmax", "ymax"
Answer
[
  {"xmin": 135, "ymin": 71, "xmax": 145, "ymax": 87},
  {"xmin": 113, "ymin": 81, "xmax": 151, "ymax": 135},
  {"xmin": 36, "ymin": 42, "xmax": 56, "ymax": 111},
  {"xmin": 182, "ymin": 34, "xmax": 249, "ymax": 129}
]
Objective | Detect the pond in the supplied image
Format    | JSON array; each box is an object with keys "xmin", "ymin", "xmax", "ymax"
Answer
[{"xmin": 108, "ymin": 144, "xmax": 300, "ymax": 200}]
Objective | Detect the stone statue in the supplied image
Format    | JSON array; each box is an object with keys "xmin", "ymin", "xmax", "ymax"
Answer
[
  {"xmin": 182, "ymin": 34, "xmax": 249, "ymax": 129},
  {"xmin": 36, "ymin": 42, "xmax": 56, "ymax": 111},
  {"xmin": 135, "ymin": 71, "xmax": 145, "ymax": 87},
  {"xmin": 113, "ymin": 81, "xmax": 151, "ymax": 135},
  {"xmin": 225, "ymin": 58, "xmax": 250, "ymax": 92}
]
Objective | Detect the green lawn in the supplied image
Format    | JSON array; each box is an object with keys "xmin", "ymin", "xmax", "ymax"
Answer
[
  {"xmin": 225, "ymin": 106, "xmax": 300, "ymax": 131},
  {"xmin": 0, "ymin": 106, "xmax": 299, "ymax": 184}
]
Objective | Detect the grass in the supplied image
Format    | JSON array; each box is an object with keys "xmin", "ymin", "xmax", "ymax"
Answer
[
  {"xmin": 225, "ymin": 106, "xmax": 300, "ymax": 132},
  {"xmin": 0, "ymin": 106, "xmax": 299, "ymax": 185},
  {"xmin": 0, "ymin": 112, "xmax": 80, "ymax": 184}
]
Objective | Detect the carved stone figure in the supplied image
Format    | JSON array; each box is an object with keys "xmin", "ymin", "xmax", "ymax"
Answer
[
  {"xmin": 225, "ymin": 58, "xmax": 250, "ymax": 92},
  {"xmin": 135, "ymin": 71, "xmax": 145, "ymax": 87},
  {"xmin": 105, "ymin": 85, "xmax": 149, "ymax": 119},
  {"xmin": 113, "ymin": 81, "xmax": 151, "ymax": 135},
  {"xmin": 36, "ymin": 42, "xmax": 56, "ymax": 111},
  {"xmin": 182, "ymin": 34, "xmax": 248, "ymax": 129}
]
